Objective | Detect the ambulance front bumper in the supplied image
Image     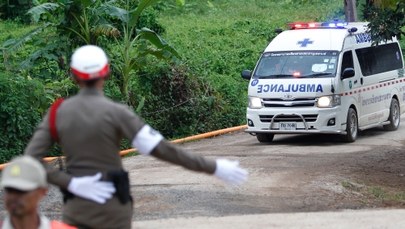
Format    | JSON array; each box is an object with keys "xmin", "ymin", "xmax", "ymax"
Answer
[{"xmin": 245, "ymin": 106, "xmax": 346, "ymax": 135}]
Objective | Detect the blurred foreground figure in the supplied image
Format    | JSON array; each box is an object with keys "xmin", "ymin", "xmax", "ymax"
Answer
[
  {"xmin": 1, "ymin": 155, "xmax": 75, "ymax": 229},
  {"xmin": 24, "ymin": 45, "xmax": 248, "ymax": 228}
]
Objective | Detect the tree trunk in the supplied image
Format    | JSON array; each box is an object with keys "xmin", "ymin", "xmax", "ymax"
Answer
[{"xmin": 344, "ymin": 0, "xmax": 358, "ymax": 22}]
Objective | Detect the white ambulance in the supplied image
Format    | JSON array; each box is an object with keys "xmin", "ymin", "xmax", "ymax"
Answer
[{"xmin": 241, "ymin": 21, "xmax": 405, "ymax": 143}]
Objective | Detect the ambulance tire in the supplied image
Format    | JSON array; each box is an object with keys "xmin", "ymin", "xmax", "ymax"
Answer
[
  {"xmin": 342, "ymin": 108, "xmax": 358, "ymax": 143},
  {"xmin": 383, "ymin": 98, "xmax": 400, "ymax": 131},
  {"xmin": 256, "ymin": 133, "xmax": 274, "ymax": 143}
]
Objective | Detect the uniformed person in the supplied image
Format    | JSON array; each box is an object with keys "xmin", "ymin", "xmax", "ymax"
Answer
[
  {"xmin": 24, "ymin": 45, "xmax": 248, "ymax": 229},
  {"xmin": 1, "ymin": 155, "xmax": 76, "ymax": 229}
]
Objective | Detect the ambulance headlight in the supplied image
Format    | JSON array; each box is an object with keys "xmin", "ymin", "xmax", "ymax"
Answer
[
  {"xmin": 249, "ymin": 97, "xmax": 263, "ymax": 109},
  {"xmin": 316, "ymin": 95, "xmax": 341, "ymax": 108}
]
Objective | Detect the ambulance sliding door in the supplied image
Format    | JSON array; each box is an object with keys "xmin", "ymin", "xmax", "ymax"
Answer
[
  {"xmin": 355, "ymin": 43, "xmax": 403, "ymax": 126},
  {"xmin": 340, "ymin": 50, "xmax": 364, "ymax": 126}
]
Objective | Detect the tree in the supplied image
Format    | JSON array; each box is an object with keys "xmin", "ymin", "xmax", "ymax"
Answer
[
  {"xmin": 344, "ymin": 0, "xmax": 358, "ymax": 22},
  {"xmin": 2, "ymin": 0, "xmax": 180, "ymax": 105},
  {"xmin": 2, "ymin": 0, "xmax": 116, "ymax": 78},
  {"xmin": 99, "ymin": 0, "xmax": 180, "ymax": 105},
  {"xmin": 363, "ymin": 1, "xmax": 405, "ymax": 43}
]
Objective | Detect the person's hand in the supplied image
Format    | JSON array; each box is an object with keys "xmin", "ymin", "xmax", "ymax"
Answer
[
  {"xmin": 214, "ymin": 159, "xmax": 248, "ymax": 185},
  {"xmin": 67, "ymin": 173, "xmax": 116, "ymax": 204}
]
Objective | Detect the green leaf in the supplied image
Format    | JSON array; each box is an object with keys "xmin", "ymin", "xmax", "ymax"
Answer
[
  {"xmin": 207, "ymin": 1, "xmax": 214, "ymax": 8},
  {"xmin": 129, "ymin": 0, "xmax": 160, "ymax": 28},
  {"xmin": 135, "ymin": 96, "xmax": 145, "ymax": 113},
  {"xmin": 137, "ymin": 27, "xmax": 180, "ymax": 59},
  {"xmin": 2, "ymin": 25, "xmax": 46, "ymax": 55},
  {"xmin": 99, "ymin": 4, "xmax": 129, "ymax": 23},
  {"xmin": 27, "ymin": 3, "xmax": 61, "ymax": 23},
  {"xmin": 176, "ymin": 0, "xmax": 186, "ymax": 6}
]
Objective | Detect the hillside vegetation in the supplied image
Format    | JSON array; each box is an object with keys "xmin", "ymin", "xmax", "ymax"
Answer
[
  {"xmin": 150, "ymin": 0, "xmax": 344, "ymax": 132},
  {"xmin": 0, "ymin": 0, "xmax": 360, "ymax": 163}
]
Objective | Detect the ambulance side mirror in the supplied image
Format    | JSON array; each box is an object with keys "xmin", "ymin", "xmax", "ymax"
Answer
[
  {"xmin": 341, "ymin": 68, "xmax": 355, "ymax": 79},
  {"xmin": 241, "ymin": 70, "xmax": 252, "ymax": 80}
]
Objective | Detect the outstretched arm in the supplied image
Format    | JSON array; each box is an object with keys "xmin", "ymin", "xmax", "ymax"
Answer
[{"xmin": 132, "ymin": 124, "xmax": 248, "ymax": 185}]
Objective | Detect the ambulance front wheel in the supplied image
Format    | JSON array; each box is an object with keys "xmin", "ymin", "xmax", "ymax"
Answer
[
  {"xmin": 342, "ymin": 108, "xmax": 358, "ymax": 143},
  {"xmin": 383, "ymin": 98, "xmax": 400, "ymax": 131},
  {"xmin": 256, "ymin": 133, "xmax": 274, "ymax": 143}
]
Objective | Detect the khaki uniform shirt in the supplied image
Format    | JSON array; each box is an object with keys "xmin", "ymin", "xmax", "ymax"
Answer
[{"xmin": 24, "ymin": 88, "xmax": 216, "ymax": 228}]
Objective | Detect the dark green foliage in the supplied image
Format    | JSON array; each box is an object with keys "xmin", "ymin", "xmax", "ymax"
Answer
[
  {"xmin": 137, "ymin": 7, "xmax": 165, "ymax": 35},
  {"xmin": 0, "ymin": 0, "xmax": 33, "ymax": 22},
  {"xmin": 363, "ymin": 2, "xmax": 405, "ymax": 44},
  {"xmin": 0, "ymin": 73, "xmax": 45, "ymax": 163},
  {"xmin": 0, "ymin": 73, "xmax": 77, "ymax": 163},
  {"xmin": 136, "ymin": 63, "xmax": 208, "ymax": 138},
  {"xmin": 0, "ymin": 0, "xmax": 346, "ymax": 162},
  {"xmin": 136, "ymin": 62, "xmax": 244, "ymax": 139}
]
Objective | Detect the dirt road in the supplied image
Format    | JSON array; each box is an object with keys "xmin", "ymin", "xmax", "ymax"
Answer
[
  {"xmin": 0, "ymin": 118, "xmax": 404, "ymax": 228},
  {"xmin": 128, "ymin": 123, "xmax": 405, "ymax": 222}
]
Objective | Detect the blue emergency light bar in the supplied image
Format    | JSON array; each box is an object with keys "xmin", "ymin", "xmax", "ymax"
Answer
[{"xmin": 288, "ymin": 20, "xmax": 348, "ymax": 30}]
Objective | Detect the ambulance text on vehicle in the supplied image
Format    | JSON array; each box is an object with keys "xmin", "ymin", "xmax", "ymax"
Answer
[{"xmin": 241, "ymin": 21, "xmax": 405, "ymax": 143}]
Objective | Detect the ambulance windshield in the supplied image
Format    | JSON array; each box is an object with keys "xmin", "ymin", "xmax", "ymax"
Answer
[{"xmin": 254, "ymin": 51, "xmax": 339, "ymax": 79}]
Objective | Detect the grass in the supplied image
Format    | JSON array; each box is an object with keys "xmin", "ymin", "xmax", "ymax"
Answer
[
  {"xmin": 157, "ymin": 0, "xmax": 344, "ymax": 79},
  {"xmin": 368, "ymin": 186, "xmax": 405, "ymax": 202},
  {"xmin": 154, "ymin": 1, "xmax": 345, "ymax": 124},
  {"xmin": 0, "ymin": 19, "xmax": 37, "ymax": 43},
  {"xmin": 0, "ymin": 19, "xmax": 41, "ymax": 73},
  {"xmin": 342, "ymin": 180, "xmax": 405, "ymax": 204}
]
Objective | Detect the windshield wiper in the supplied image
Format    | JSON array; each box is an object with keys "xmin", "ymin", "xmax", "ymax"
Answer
[
  {"xmin": 302, "ymin": 73, "xmax": 333, "ymax": 78},
  {"xmin": 257, "ymin": 74, "xmax": 294, "ymax": 79}
]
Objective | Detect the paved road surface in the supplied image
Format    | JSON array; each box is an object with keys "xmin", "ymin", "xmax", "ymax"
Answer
[
  {"xmin": 127, "ymin": 117, "xmax": 405, "ymax": 228},
  {"xmin": 133, "ymin": 209, "xmax": 405, "ymax": 228},
  {"xmin": 2, "ymin": 118, "xmax": 404, "ymax": 228}
]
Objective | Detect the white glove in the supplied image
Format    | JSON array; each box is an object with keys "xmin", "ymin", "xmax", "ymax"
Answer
[
  {"xmin": 214, "ymin": 159, "xmax": 248, "ymax": 185},
  {"xmin": 67, "ymin": 173, "xmax": 116, "ymax": 204}
]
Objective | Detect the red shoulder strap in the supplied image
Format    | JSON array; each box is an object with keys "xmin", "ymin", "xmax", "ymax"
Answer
[{"xmin": 49, "ymin": 98, "xmax": 64, "ymax": 142}]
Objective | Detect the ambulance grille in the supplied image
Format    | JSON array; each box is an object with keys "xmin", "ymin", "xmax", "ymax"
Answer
[
  {"xmin": 262, "ymin": 98, "xmax": 316, "ymax": 107},
  {"xmin": 259, "ymin": 114, "xmax": 318, "ymax": 123}
]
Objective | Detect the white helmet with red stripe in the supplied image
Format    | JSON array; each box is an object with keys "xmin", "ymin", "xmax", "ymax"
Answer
[{"xmin": 70, "ymin": 45, "xmax": 110, "ymax": 80}]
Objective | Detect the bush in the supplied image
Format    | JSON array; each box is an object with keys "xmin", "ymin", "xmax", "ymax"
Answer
[
  {"xmin": 0, "ymin": 0, "xmax": 32, "ymax": 22},
  {"xmin": 0, "ymin": 73, "xmax": 46, "ymax": 163},
  {"xmin": 134, "ymin": 62, "xmax": 244, "ymax": 139}
]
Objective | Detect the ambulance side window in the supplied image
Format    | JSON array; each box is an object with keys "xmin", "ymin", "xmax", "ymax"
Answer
[
  {"xmin": 341, "ymin": 51, "xmax": 354, "ymax": 76},
  {"xmin": 355, "ymin": 43, "xmax": 403, "ymax": 76}
]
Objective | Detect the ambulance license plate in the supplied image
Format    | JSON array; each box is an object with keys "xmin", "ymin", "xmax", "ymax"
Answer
[{"xmin": 279, "ymin": 122, "xmax": 296, "ymax": 130}]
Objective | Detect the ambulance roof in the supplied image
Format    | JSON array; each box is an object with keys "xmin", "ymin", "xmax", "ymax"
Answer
[{"xmin": 265, "ymin": 22, "xmax": 369, "ymax": 52}]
